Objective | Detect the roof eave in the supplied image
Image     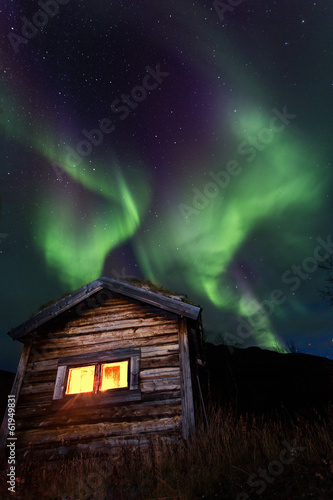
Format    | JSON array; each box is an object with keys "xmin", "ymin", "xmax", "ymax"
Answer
[
  {"xmin": 9, "ymin": 277, "xmax": 201, "ymax": 341},
  {"xmin": 9, "ymin": 280, "xmax": 103, "ymax": 341},
  {"xmin": 99, "ymin": 277, "xmax": 201, "ymax": 320}
]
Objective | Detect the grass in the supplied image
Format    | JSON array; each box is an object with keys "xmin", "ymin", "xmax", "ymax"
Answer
[{"xmin": 1, "ymin": 405, "xmax": 333, "ymax": 500}]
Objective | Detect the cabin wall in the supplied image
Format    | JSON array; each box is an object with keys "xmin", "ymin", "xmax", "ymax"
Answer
[{"xmin": 14, "ymin": 295, "xmax": 184, "ymax": 458}]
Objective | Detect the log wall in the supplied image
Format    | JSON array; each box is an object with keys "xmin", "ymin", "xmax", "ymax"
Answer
[{"xmin": 14, "ymin": 295, "xmax": 185, "ymax": 458}]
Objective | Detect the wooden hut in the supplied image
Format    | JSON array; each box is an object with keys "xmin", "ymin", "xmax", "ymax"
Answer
[{"xmin": 0, "ymin": 277, "xmax": 204, "ymax": 460}]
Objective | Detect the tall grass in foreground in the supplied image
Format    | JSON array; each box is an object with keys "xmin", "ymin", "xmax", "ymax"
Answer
[{"xmin": 1, "ymin": 405, "xmax": 333, "ymax": 500}]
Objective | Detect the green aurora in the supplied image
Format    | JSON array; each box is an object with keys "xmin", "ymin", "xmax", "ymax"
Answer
[
  {"xmin": 1, "ymin": 88, "xmax": 324, "ymax": 348},
  {"xmin": 34, "ymin": 163, "xmax": 150, "ymax": 289},
  {"xmin": 0, "ymin": 89, "xmax": 151, "ymax": 289},
  {"xmin": 134, "ymin": 109, "xmax": 324, "ymax": 349},
  {"xmin": 0, "ymin": 2, "xmax": 327, "ymax": 352}
]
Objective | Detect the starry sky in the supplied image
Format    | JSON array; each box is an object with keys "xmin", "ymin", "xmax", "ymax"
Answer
[{"xmin": 1, "ymin": 0, "xmax": 333, "ymax": 372}]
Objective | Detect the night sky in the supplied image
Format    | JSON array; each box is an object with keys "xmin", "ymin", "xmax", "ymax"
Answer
[{"xmin": 1, "ymin": 1, "xmax": 333, "ymax": 372}]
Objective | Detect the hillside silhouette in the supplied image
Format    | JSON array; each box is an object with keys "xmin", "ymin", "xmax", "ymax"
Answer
[{"xmin": 205, "ymin": 343, "xmax": 333, "ymax": 416}]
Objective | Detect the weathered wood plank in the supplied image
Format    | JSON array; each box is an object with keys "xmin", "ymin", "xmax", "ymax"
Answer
[
  {"xmin": 26, "ymin": 358, "xmax": 58, "ymax": 373},
  {"xmin": 52, "ymin": 365, "xmax": 67, "ymax": 399},
  {"xmin": 140, "ymin": 354, "xmax": 179, "ymax": 370},
  {"xmin": 140, "ymin": 367, "xmax": 180, "ymax": 380},
  {"xmin": 16, "ymin": 434, "xmax": 181, "ymax": 458},
  {"xmin": 62, "ymin": 314, "xmax": 175, "ymax": 334},
  {"xmin": 33, "ymin": 314, "xmax": 178, "ymax": 341},
  {"xmin": 51, "ymin": 388, "xmax": 142, "ymax": 410},
  {"xmin": 141, "ymin": 378, "xmax": 181, "ymax": 393},
  {"xmin": 16, "ymin": 394, "xmax": 52, "ymax": 409},
  {"xmin": 16, "ymin": 400, "xmax": 182, "ymax": 430},
  {"xmin": 130, "ymin": 353, "xmax": 140, "ymax": 390},
  {"xmin": 141, "ymin": 344, "xmax": 179, "ymax": 357},
  {"xmin": 37, "ymin": 323, "xmax": 178, "ymax": 348},
  {"xmin": 58, "ymin": 347, "xmax": 140, "ymax": 366},
  {"xmin": 53, "ymin": 302, "xmax": 153, "ymax": 329},
  {"xmin": 29, "ymin": 335, "xmax": 179, "ymax": 362},
  {"xmin": 179, "ymin": 318, "xmax": 195, "ymax": 440},
  {"xmin": 82, "ymin": 301, "xmax": 150, "ymax": 315},
  {"xmin": 0, "ymin": 341, "xmax": 32, "ymax": 456},
  {"xmin": 16, "ymin": 392, "xmax": 182, "ymax": 419},
  {"xmin": 16, "ymin": 405, "xmax": 49, "ymax": 422},
  {"xmin": 66, "ymin": 317, "xmax": 178, "ymax": 335},
  {"xmin": 69, "ymin": 307, "xmax": 176, "ymax": 326},
  {"xmin": 21, "ymin": 381, "xmax": 55, "ymax": 395},
  {"xmin": 24, "ymin": 370, "xmax": 58, "ymax": 384},
  {"xmin": 15, "ymin": 416, "xmax": 182, "ymax": 447},
  {"xmin": 142, "ymin": 390, "xmax": 181, "ymax": 402}
]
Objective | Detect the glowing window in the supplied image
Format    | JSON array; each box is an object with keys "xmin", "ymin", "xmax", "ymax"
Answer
[
  {"xmin": 65, "ymin": 365, "xmax": 95, "ymax": 395},
  {"xmin": 100, "ymin": 361, "xmax": 128, "ymax": 391},
  {"xmin": 53, "ymin": 348, "xmax": 140, "ymax": 405}
]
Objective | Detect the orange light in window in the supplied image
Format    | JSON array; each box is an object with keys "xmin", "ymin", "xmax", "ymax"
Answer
[
  {"xmin": 65, "ymin": 365, "xmax": 95, "ymax": 395},
  {"xmin": 100, "ymin": 361, "xmax": 128, "ymax": 391}
]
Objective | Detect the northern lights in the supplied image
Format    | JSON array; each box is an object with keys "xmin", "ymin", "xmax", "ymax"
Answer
[
  {"xmin": 35, "ymin": 164, "xmax": 150, "ymax": 289},
  {"xmin": 0, "ymin": 84, "xmax": 151, "ymax": 290},
  {"xmin": 1, "ymin": 0, "xmax": 333, "ymax": 370},
  {"xmin": 134, "ymin": 107, "xmax": 324, "ymax": 350}
]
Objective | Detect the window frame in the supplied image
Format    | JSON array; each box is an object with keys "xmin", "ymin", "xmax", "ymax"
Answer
[
  {"xmin": 65, "ymin": 363, "xmax": 98, "ymax": 395},
  {"xmin": 52, "ymin": 348, "xmax": 141, "ymax": 409}
]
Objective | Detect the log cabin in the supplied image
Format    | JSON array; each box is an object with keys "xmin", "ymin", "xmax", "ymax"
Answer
[{"xmin": 0, "ymin": 277, "xmax": 204, "ymax": 460}]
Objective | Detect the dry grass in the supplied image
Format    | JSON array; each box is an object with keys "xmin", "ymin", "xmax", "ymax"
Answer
[{"xmin": 1, "ymin": 405, "xmax": 333, "ymax": 500}]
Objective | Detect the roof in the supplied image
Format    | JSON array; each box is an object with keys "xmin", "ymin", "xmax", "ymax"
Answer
[{"xmin": 9, "ymin": 277, "xmax": 202, "ymax": 341}]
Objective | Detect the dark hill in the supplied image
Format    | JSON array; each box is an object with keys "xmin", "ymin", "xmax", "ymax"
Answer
[
  {"xmin": 204, "ymin": 343, "xmax": 333, "ymax": 416},
  {"xmin": 0, "ymin": 370, "xmax": 15, "ymax": 421}
]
